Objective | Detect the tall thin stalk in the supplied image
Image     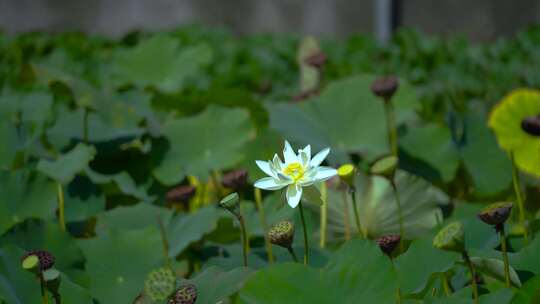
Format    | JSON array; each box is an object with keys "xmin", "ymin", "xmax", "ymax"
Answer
[
  {"xmin": 384, "ymin": 100, "xmax": 398, "ymax": 157},
  {"xmin": 156, "ymin": 214, "xmax": 172, "ymax": 269},
  {"xmin": 510, "ymin": 152, "xmax": 528, "ymax": 243},
  {"xmin": 462, "ymin": 251, "xmax": 479, "ymax": 304},
  {"xmin": 299, "ymin": 202, "xmax": 309, "ymax": 266},
  {"xmin": 238, "ymin": 214, "xmax": 249, "ymax": 267},
  {"xmin": 498, "ymin": 224, "xmax": 511, "ymax": 287},
  {"xmin": 254, "ymin": 188, "xmax": 274, "ymax": 263},
  {"xmin": 319, "ymin": 182, "xmax": 328, "ymax": 248},
  {"xmin": 56, "ymin": 183, "xmax": 65, "ymax": 231},
  {"xmin": 349, "ymin": 188, "xmax": 362, "ymax": 237}
]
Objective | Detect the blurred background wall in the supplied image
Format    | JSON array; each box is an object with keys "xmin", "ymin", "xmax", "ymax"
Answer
[{"xmin": 1, "ymin": 0, "xmax": 539, "ymax": 40}]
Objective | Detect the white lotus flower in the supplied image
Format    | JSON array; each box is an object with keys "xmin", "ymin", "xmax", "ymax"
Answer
[{"xmin": 254, "ymin": 141, "xmax": 337, "ymax": 208}]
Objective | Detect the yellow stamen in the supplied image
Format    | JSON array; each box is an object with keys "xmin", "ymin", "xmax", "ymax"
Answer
[{"xmin": 283, "ymin": 162, "xmax": 305, "ymax": 182}]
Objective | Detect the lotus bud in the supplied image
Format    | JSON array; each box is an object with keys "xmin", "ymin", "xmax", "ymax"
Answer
[
  {"xmin": 219, "ymin": 192, "xmax": 240, "ymax": 217},
  {"xmin": 268, "ymin": 221, "xmax": 295, "ymax": 249},
  {"xmin": 521, "ymin": 115, "xmax": 540, "ymax": 136},
  {"xmin": 371, "ymin": 75, "xmax": 399, "ymax": 101},
  {"xmin": 478, "ymin": 202, "xmax": 513, "ymax": 227},
  {"xmin": 433, "ymin": 222, "xmax": 465, "ymax": 252},
  {"xmin": 21, "ymin": 250, "xmax": 55, "ymax": 271},
  {"xmin": 166, "ymin": 185, "xmax": 196, "ymax": 204},
  {"xmin": 144, "ymin": 267, "xmax": 176, "ymax": 301},
  {"xmin": 337, "ymin": 164, "xmax": 355, "ymax": 188},
  {"xmin": 370, "ymin": 155, "xmax": 398, "ymax": 179},
  {"xmin": 168, "ymin": 284, "xmax": 198, "ymax": 304},
  {"xmin": 221, "ymin": 169, "xmax": 248, "ymax": 191},
  {"xmin": 377, "ymin": 235, "xmax": 401, "ymax": 256},
  {"xmin": 305, "ymin": 52, "xmax": 327, "ymax": 68}
]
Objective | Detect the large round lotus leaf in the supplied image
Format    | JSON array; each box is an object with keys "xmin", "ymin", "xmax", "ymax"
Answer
[
  {"xmin": 112, "ymin": 35, "xmax": 213, "ymax": 93},
  {"xmin": 239, "ymin": 239, "xmax": 398, "ymax": 303},
  {"xmin": 512, "ymin": 275, "xmax": 540, "ymax": 303},
  {"xmin": 511, "ymin": 234, "xmax": 540, "ymax": 276},
  {"xmin": 0, "ymin": 170, "xmax": 57, "ymax": 235},
  {"xmin": 78, "ymin": 227, "xmax": 164, "ymax": 303},
  {"xmin": 324, "ymin": 170, "xmax": 446, "ymax": 241},
  {"xmin": 401, "ymin": 123, "xmax": 460, "ymax": 182},
  {"xmin": 395, "ymin": 237, "xmax": 460, "ymax": 294},
  {"xmin": 0, "ymin": 220, "xmax": 85, "ymax": 272},
  {"xmin": 180, "ymin": 266, "xmax": 253, "ymax": 304},
  {"xmin": 153, "ymin": 105, "xmax": 255, "ymax": 185},
  {"xmin": 37, "ymin": 143, "xmax": 96, "ymax": 184},
  {"xmin": 267, "ymin": 75, "xmax": 419, "ymax": 162},
  {"xmin": 0, "ymin": 245, "xmax": 43, "ymax": 303},
  {"xmin": 488, "ymin": 89, "xmax": 540, "ymax": 178}
]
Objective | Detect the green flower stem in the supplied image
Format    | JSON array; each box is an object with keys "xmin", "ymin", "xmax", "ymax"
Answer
[
  {"xmin": 156, "ymin": 214, "xmax": 172, "ymax": 269},
  {"xmin": 384, "ymin": 100, "xmax": 398, "ymax": 157},
  {"xmin": 82, "ymin": 107, "xmax": 89, "ymax": 143},
  {"xmin": 238, "ymin": 193, "xmax": 250, "ymax": 252},
  {"xmin": 390, "ymin": 258, "xmax": 401, "ymax": 304},
  {"xmin": 287, "ymin": 246, "xmax": 299, "ymax": 263},
  {"xmin": 319, "ymin": 182, "xmax": 328, "ymax": 248},
  {"xmin": 299, "ymin": 201, "xmax": 309, "ymax": 266},
  {"xmin": 390, "ymin": 179, "xmax": 405, "ymax": 248},
  {"xmin": 254, "ymin": 188, "xmax": 274, "ymax": 263},
  {"xmin": 341, "ymin": 190, "xmax": 351, "ymax": 240},
  {"xmin": 40, "ymin": 273, "xmax": 49, "ymax": 304},
  {"xmin": 498, "ymin": 224, "xmax": 511, "ymax": 287},
  {"xmin": 56, "ymin": 182, "xmax": 65, "ymax": 231},
  {"xmin": 462, "ymin": 251, "xmax": 479, "ymax": 304},
  {"xmin": 349, "ymin": 188, "xmax": 363, "ymax": 237},
  {"xmin": 238, "ymin": 214, "xmax": 249, "ymax": 267},
  {"xmin": 510, "ymin": 152, "xmax": 528, "ymax": 243},
  {"xmin": 441, "ymin": 273, "xmax": 451, "ymax": 296}
]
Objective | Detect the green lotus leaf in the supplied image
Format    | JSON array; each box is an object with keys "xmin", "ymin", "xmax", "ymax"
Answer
[
  {"xmin": 153, "ymin": 105, "xmax": 255, "ymax": 185},
  {"xmin": 402, "ymin": 113, "xmax": 512, "ymax": 196},
  {"xmin": 512, "ymin": 275, "xmax": 540, "ymax": 304},
  {"xmin": 180, "ymin": 266, "xmax": 253, "ymax": 304},
  {"xmin": 94, "ymin": 203, "xmax": 173, "ymax": 234},
  {"xmin": 0, "ymin": 170, "xmax": 57, "ymax": 235},
  {"xmin": 37, "ymin": 143, "xmax": 96, "ymax": 184},
  {"xmin": 112, "ymin": 35, "xmax": 213, "ymax": 92},
  {"xmin": 0, "ymin": 220, "xmax": 85, "ymax": 272},
  {"xmin": 401, "ymin": 123, "xmax": 460, "ymax": 182},
  {"xmin": 0, "ymin": 245, "xmax": 44, "ymax": 303},
  {"xmin": 85, "ymin": 168, "xmax": 155, "ymax": 202},
  {"xmin": 395, "ymin": 237, "xmax": 460, "ymax": 294},
  {"xmin": 511, "ymin": 234, "xmax": 540, "ymax": 276},
  {"xmin": 488, "ymin": 89, "xmax": 540, "ymax": 178},
  {"xmin": 78, "ymin": 227, "xmax": 164, "ymax": 303},
  {"xmin": 324, "ymin": 170, "xmax": 446, "ymax": 241},
  {"xmin": 267, "ymin": 75, "xmax": 418, "ymax": 162},
  {"xmin": 239, "ymin": 239, "xmax": 398, "ymax": 303},
  {"xmin": 167, "ymin": 206, "xmax": 224, "ymax": 257}
]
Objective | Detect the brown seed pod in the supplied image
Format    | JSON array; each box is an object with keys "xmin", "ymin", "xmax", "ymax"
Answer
[
  {"xmin": 221, "ymin": 169, "xmax": 248, "ymax": 191},
  {"xmin": 168, "ymin": 284, "xmax": 198, "ymax": 304},
  {"xmin": 478, "ymin": 202, "xmax": 513, "ymax": 226},
  {"xmin": 377, "ymin": 235, "xmax": 401, "ymax": 256},
  {"xmin": 268, "ymin": 221, "xmax": 295, "ymax": 249},
  {"xmin": 21, "ymin": 250, "xmax": 55, "ymax": 271},
  {"xmin": 166, "ymin": 185, "xmax": 196, "ymax": 204},
  {"xmin": 521, "ymin": 115, "xmax": 540, "ymax": 136},
  {"xmin": 305, "ymin": 52, "xmax": 327, "ymax": 68},
  {"xmin": 370, "ymin": 75, "xmax": 399, "ymax": 100}
]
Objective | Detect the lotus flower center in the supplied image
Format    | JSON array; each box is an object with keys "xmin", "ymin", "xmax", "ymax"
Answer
[{"xmin": 283, "ymin": 162, "xmax": 304, "ymax": 182}]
